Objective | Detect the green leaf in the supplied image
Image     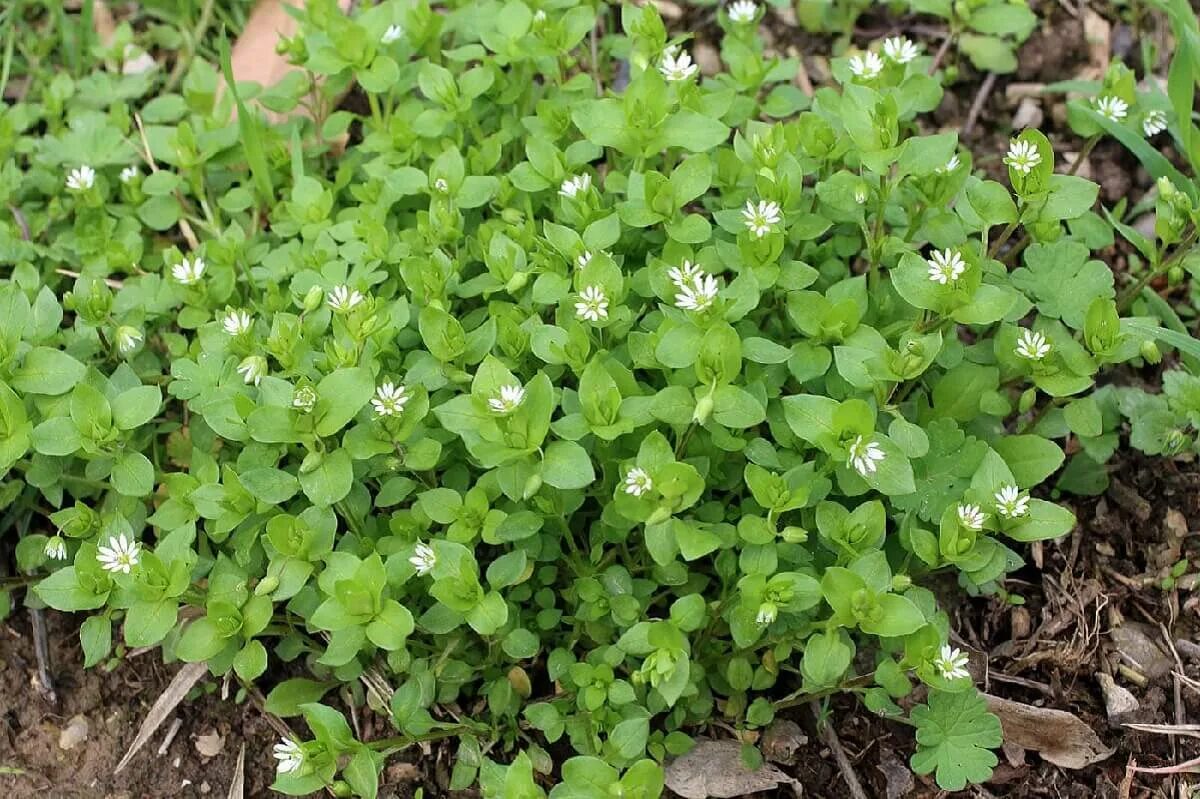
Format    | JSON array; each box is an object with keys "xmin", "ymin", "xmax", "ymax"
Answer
[
  {"xmin": 910, "ymin": 690, "xmax": 1002, "ymax": 791},
  {"xmin": 12, "ymin": 347, "xmax": 86, "ymax": 395},
  {"xmin": 541, "ymin": 441, "xmax": 595, "ymax": 489}
]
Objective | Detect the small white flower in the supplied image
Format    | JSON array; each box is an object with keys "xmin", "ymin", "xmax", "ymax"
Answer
[
  {"xmin": 939, "ymin": 154, "xmax": 961, "ymax": 174},
  {"xmin": 1015, "ymin": 328, "xmax": 1051, "ymax": 361},
  {"xmin": 66, "ymin": 165, "xmax": 96, "ymax": 191},
  {"xmin": 381, "ymin": 24, "xmax": 404, "ymax": 44},
  {"xmin": 171, "ymin": 256, "xmax": 205, "ymax": 285},
  {"xmin": 292, "ymin": 386, "xmax": 317, "ymax": 412},
  {"xmin": 933, "ymin": 644, "xmax": 971, "ymax": 680},
  {"xmin": 847, "ymin": 51, "xmax": 884, "ymax": 80},
  {"xmin": 327, "ymin": 284, "xmax": 364, "ymax": 312},
  {"xmin": 236, "ymin": 355, "xmax": 267, "ymax": 386},
  {"xmin": 574, "ymin": 285, "xmax": 609, "ymax": 322},
  {"xmin": 96, "ymin": 533, "xmax": 140, "ymax": 574},
  {"xmin": 994, "ymin": 484, "xmax": 1030, "ymax": 519},
  {"xmin": 742, "ymin": 199, "xmax": 783, "ymax": 238},
  {"xmin": 1094, "ymin": 95, "xmax": 1129, "ymax": 122},
  {"xmin": 119, "ymin": 165, "xmax": 139, "ymax": 183},
  {"xmin": 222, "ymin": 309, "xmax": 253, "ymax": 336},
  {"xmin": 728, "ymin": 0, "xmax": 758, "ymax": 23},
  {"xmin": 1143, "ymin": 110, "xmax": 1168, "ymax": 137},
  {"xmin": 882, "ymin": 36, "xmax": 920, "ymax": 64},
  {"xmin": 659, "ymin": 47, "xmax": 699, "ymax": 82},
  {"xmin": 1003, "ymin": 139, "xmax": 1042, "ymax": 175},
  {"xmin": 371, "ymin": 382, "xmax": 409, "ymax": 417},
  {"xmin": 667, "ymin": 260, "xmax": 705, "ymax": 289},
  {"xmin": 273, "ymin": 738, "xmax": 304, "ymax": 774},
  {"xmin": 755, "ymin": 602, "xmax": 778, "ymax": 626},
  {"xmin": 847, "ymin": 435, "xmax": 885, "ymax": 477},
  {"xmin": 559, "ymin": 174, "xmax": 591, "ymax": 199},
  {"xmin": 577, "ymin": 250, "xmax": 593, "ymax": 268},
  {"xmin": 409, "ymin": 541, "xmax": 436, "ymax": 575},
  {"xmin": 926, "ymin": 248, "xmax": 966, "ymax": 285},
  {"xmin": 44, "ymin": 537, "xmax": 67, "ymax": 561},
  {"xmin": 624, "ymin": 467, "xmax": 653, "ymax": 497},
  {"xmin": 674, "ymin": 272, "xmax": 719, "ymax": 312},
  {"xmin": 956, "ymin": 503, "xmax": 986, "ymax": 531},
  {"xmin": 489, "ymin": 384, "xmax": 526, "ymax": 414},
  {"xmin": 115, "ymin": 325, "xmax": 143, "ymax": 355}
]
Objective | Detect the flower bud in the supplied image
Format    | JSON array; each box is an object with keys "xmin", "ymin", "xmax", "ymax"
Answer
[{"xmin": 302, "ymin": 285, "xmax": 323, "ymax": 312}]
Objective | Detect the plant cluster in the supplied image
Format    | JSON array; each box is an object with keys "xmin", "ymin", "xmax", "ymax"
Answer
[{"xmin": 1, "ymin": 1, "xmax": 1199, "ymax": 796}]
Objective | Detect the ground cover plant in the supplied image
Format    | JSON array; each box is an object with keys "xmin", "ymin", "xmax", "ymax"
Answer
[{"xmin": 3, "ymin": 0, "xmax": 1200, "ymax": 796}]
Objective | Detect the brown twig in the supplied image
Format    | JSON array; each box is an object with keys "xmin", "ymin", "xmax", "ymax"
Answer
[
  {"xmin": 962, "ymin": 72, "xmax": 997, "ymax": 137},
  {"xmin": 811, "ymin": 701, "xmax": 869, "ymax": 799}
]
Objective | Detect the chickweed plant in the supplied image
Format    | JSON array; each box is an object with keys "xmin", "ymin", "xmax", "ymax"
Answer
[{"xmin": 2, "ymin": 1, "xmax": 1199, "ymax": 796}]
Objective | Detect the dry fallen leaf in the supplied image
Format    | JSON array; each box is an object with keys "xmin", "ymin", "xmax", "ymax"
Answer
[
  {"xmin": 984, "ymin": 694, "xmax": 1115, "ymax": 769},
  {"xmin": 664, "ymin": 739, "xmax": 802, "ymax": 799},
  {"xmin": 115, "ymin": 661, "xmax": 208, "ymax": 774}
]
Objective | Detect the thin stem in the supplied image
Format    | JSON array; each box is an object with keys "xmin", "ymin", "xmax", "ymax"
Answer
[{"xmin": 1066, "ymin": 134, "xmax": 1100, "ymax": 178}]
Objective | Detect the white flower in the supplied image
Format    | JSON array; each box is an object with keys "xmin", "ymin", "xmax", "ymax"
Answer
[
  {"xmin": 667, "ymin": 260, "xmax": 705, "ymax": 288},
  {"xmin": 674, "ymin": 272, "xmax": 719, "ymax": 312},
  {"xmin": 926, "ymin": 248, "xmax": 966, "ymax": 285},
  {"xmin": 1143, "ymin": 110, "xmax": 1168, "ymax": 137},
  {"xmin": 994, "ymin": 484, "xmax": 1030, "ymax": 519},
  {"xmin": 327, "ymin": 284, "xmax": 364, "ymax": 313},
  {"xmin": 932, "ymin": 644, "xmax": 971, "ymax": 680},
  {"xmin": 292, "ymin": 385, "xmax": 317, "ymax": 412},
  {"xmin": 96, "ymin": 533, "xmax": 140, "ymax": 574},
  {"xmin": 659, "ymin": 47, "xmax": 698, "ymax": 82},
  {"xmin": 236, "ymin": 355, "xmax": 267, "ymax": 386},
  {"xmin": 1094, "ymin": 95, "xmax": 1129, "ymax": 122},
  {"xmin": 489, "ymin": 384, "xmax": 526, "ymax": 414},
  {"xmin": 409, "ymin": 542, "xmax": 436, "ymax": 575},
  {"xmin": 1003, "ymin": 139, "xmax": 1042, "ymax": 175},
  {"xmin": 171, "ymin": 256, "xmax": 205, "ymax": 285},
  {"xmin": 939, "ymin": 154, "xmax": 961, "ymax": 174},
  {"xmin": 1015, "ymin": 328, "xmax": 1051, "ymax": 361},
  {"xmin": 577, "ymin": 250, "xmax": 593, "ymax": 268},
  {"xmin": 273, "ymin": 738, "xmax": 304, "ymax": 774},
  {"xmin": 728, "ymin": 0, "xmax": 758, "ymax": 23},
  {"xmin": 44, "ymin": 537, "xmax": 67, "ymax": 561},
  {"xmin": 624, "ymin": 467, "xmax": 653, "ymax": 497},
  {"xmin": 575, "ymin": 285, "xmax": 609, "ymax": 322},
  {"xmin": 957, "ymin": 503, "xmax": 986, "ymax": 531},
  {"xmin": 755, "ymin": 602, "xmax": 778, "ymax": 626},
  {"xmin": 119, "ymin": 165, "xmax": 139, "ymax": 183},
  {"xmin": 433, "ymin": 177, "xmax": 449, "ymax": 193},
  {"xmin": 882, "ymin": 36, "xmax": 920, "ymax": 64},
  {"xmin": 847, "ymin": 51, "xmax": 884, "ymax": 80},
  {"xmin": 371, "ymin": 382, "xmax": 409, "ymax": 417},
  {"xmin": 115, "ymin": 325, "xmax": 143, "ymax": 355},
  {"xmin": 742, "ymin": 199, "xmax": 783, "ymax": 238},
  {"xmin": 847, "ymin": 435, "xmax": 885, "ymax": 477},
  {"xmin": 381, "ymin": 24, "xmax": 404, "ymax": 44},
  {"xmin": 66, "ymin": 165, "xmax": 95, "ymax": 191},
  {"xmin": 559, "ymin": 174, "xmax": 591, "ymax": 198},
  {"xmin": 222, "ymin": 309, "xmax": 253, "ymax": 336}
]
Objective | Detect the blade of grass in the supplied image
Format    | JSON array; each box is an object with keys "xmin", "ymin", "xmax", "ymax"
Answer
[{"xmin": 217, "ymin": 32, "xmax": 274, "ymax": 208}]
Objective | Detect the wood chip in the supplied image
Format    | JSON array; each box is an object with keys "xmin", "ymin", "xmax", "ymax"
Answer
[
  {"xmin": 115, "ymin": 661, "xmax": 208, "ymax": 774},
  {"xmin": 985, "ymin": 694, "xmax": 1116, "ymax": 769}
]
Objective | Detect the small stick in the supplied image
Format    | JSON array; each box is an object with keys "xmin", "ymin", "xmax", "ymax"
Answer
[
  {"xmin": 810, "ymin": 701, "xmax": 869, "ymax": 799},
  {"xmin": 962, "ymin": 72, "xmax": 997, "ymax": 137},
  {"xmin": 157, "ymin": 717, "xmax": 184, "ymax": 755},
  {"xmin": 29, "ymin": 606, "xmax": 56, "ymax": 704}
]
